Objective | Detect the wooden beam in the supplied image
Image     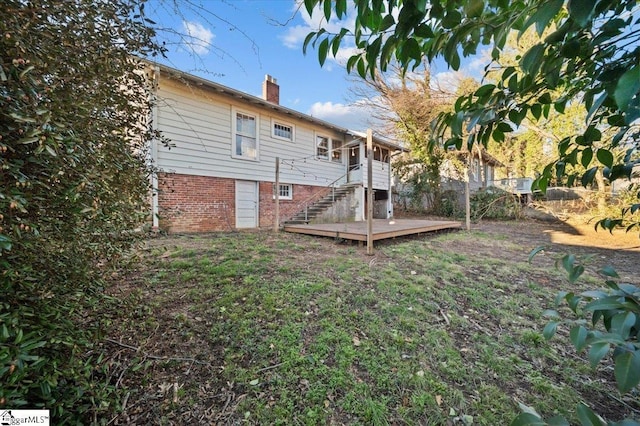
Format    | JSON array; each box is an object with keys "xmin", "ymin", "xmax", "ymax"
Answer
[
  {"xmin": 366, "ymin": 129, "xmax": 374, "ymax": 255},
  {"xmin": 274, "ymin": 157, "xmax": 280, "ymax": 232}
]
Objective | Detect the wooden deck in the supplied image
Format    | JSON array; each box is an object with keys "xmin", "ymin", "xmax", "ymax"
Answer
[{"xmin": 283, "ymin": 219, "xmax": 462, "ymax": 242}]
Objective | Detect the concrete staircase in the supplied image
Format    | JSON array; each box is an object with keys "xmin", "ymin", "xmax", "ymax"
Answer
[{"xmin": 284, "ymin": 185, "xmax": 355, "ymax": 225}]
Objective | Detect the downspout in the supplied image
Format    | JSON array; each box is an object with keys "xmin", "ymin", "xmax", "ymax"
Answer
[{"xmin": 150, "ymin": 65, "xmax": 160, "ymax": 230}]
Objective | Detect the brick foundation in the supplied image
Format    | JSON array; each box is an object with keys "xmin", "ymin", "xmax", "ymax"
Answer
[{"xmin": 157, "ymin": 173, "xmax": 330, "ymax": 233}]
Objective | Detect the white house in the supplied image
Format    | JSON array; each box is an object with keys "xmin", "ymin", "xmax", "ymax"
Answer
[{"xmin": 148, "ymin": 63, "xmax": 406, "ymax": 233}]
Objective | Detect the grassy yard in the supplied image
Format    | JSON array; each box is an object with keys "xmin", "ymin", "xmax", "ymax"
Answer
[{"xmin": 102, "ymin": 220, "xmax": 639, "ymax": 424}]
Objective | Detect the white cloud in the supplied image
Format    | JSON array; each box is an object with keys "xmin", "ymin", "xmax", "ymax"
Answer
[
  {"xmin": 280, "ymin": 1, "xmax": 359, "ymax": 68},
  {"xmin": 182, "ymin": 21, "xmax": 215, "ymax": 55},
  {"xmin": 308, "ymin": 100, "xmax": 374, "ymax": 130}
]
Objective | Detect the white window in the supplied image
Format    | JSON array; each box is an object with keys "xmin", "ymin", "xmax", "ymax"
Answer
[
  {"xmin": 272, "ymin": 119, "xmax": 294, "ymax": 142},
  {"xmin": 232, "ymin": 108, "xmax": 258, "ymax": 160},
  {"xmin": 316, "ymin": 135, "xmax": 329, "ymax": 160},
  {"xmin": 273, "ymin": 183, "xmax": 292, "ymax": 200},
  {"xmin": 315, "ymin": 134, "xmax": 343, "ymax": 163}
]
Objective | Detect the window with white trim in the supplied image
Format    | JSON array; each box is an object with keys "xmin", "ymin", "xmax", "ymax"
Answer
[
  {"xmin": 332, "ymin": 139, "xmax": 343, "ymax": 163},
  {"xmin": 273, "ymin": 183, "xmax": 292, "ymax": 200},
  {"xmin": 272, "ymin": 119, "xmax": 294, "ymax": 141},
  {"xmin": 316, "ymin": 135, "xmax": 329, "ymax": 160},
  {"xmin": 232, "ymin": 108, "xmax": 258, "ymax": 160}
]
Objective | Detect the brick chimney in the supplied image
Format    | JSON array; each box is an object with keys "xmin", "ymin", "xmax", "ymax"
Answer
[{"xmin": 262, "ymin": 74, "xmax": 279, "ymax": 105}]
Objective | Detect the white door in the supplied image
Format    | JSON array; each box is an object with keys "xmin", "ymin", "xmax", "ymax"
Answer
[{"xmin": 235, "ymin": 180, "xmax": 258, "ymax": 228}]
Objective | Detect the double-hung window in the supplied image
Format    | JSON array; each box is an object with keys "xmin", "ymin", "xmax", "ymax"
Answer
[
  {"xmin": 316, "ymin": 135, "xmax": 329, "ymax": 160},
  {"xmin": 232, "ymin": 108, "xmax": 258, "ymax": 160}
]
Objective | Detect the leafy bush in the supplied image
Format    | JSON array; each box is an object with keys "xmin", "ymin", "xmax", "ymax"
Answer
[
  {"xmin": 512, "ymin": 250, "xmax": 640, "ymax": 426},
  {"xmin": 434, "ymin": 190, "xmax": 465, "ymax": 218},
  {"xmin": 470, "ymin": 187, "xmax": 522, "ymax": 221},
  {"xmin": 1, "ymin": 0, "xmax": 162, "ymax": 422}
]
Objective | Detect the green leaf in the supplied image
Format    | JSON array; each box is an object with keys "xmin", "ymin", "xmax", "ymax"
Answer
[
  {"xmin": 584, "ymin": 296, "xmax": 624, "ymax": 311},
  {"xmin": 415, "ymin": 0, "xmax": 428, "ymax": 13},
  {"xmin": 531, "ymin": 103, "xmax": 542, "ymax": 120},
  {"xmin": 511, "ymin": 412, "xmax": 546, "ymax": 426},
  {"xmin": 520, "ymin": 44, "xmax": 545, "ymax": 76},
  {"xmin": 304, "ymin": 0, "xmax": 316, "ymax": 17},
  {"xmin": 569, "ymin": 265, "xmax": 584, "ymax": 283},
  {"xmin": 323, "ymin": 0, "xmax": 332, "ymax": 21},
  {"xmin": 403, "ymin": 38, "xmax": 422, "ymax": 62},
  {"xmin": 581, "ymin": 167, "xmax": 598, "ymax": 187},
  {"xmin": 543, "ymin": 321, "xmax": 559, "ymax": 340},
  {"xmin": 522, "ymin": 0, "xmax": 563, "ymax": 36},
  {"xmin": 318, "ymin": 38, "xmax": 329, "ymax": 67},
  {"xmin": 576, "ymin": 403, "xmax": 606, "ymax": 426},
  {"xmin": 538, "ymin": 93, "xmax": 552, "ymax": 104},
  {"xmin": 474, "ymin": 84, "xmax": 495, "ymax": 98},
  {"xmin": 584, "ymin": 126, "xmax": 601, "ymax": 143},
  {"xmin": 611, "ymin": 312, "xmax": 636, "ymax": 339},
  {"xmin": 302, "ymin": 32, "xmax": 316, "ymax": 55},
  {"xmin": 546, "ymin": 416, "xmax": 570, "ymax": 426},
  {"xmin": 335, "ymin": 0, "xmax": 347, "ymax": 18},
  {"xmin": 596, "ymin": 149, "xmax": 614, "ymax": 168},
  {"xmin": 614, "ymin": 350, "xmax": 640, "ymax": 393},
  {"xmin": 588, "ymin": 342, "xmax": 610, "ymax": 368},
  {"xmin": 464, "ymin": 0, "xmax": 484, "ymax": 18},
  {"xmin": 528, "ymin": 246, "xmax": 546, "ymax": 263},
  {"xmin": 442, "ymin": 10, "xmax": 462, "ymax": 29},
  {"xmin": 613, "ymin": 66, "xmax": 640, "ymax": 113},
  {"xmin": 561, "ymin": 254, "xmax": 576, "ymax": 275},
  {"xmin": 567, "ymin": 0, "xmax": 596, "ymax": 27},
  {"xmin": 581, "ymin": 147, "xmax": 593, "ymax": 168},
  {"xmin": 570, "ymin": 325, "xmax": 588, "ymax": 351},
  {"xmin": 599, "ymin": 265, "xmax": 619, "ymax": 278}
]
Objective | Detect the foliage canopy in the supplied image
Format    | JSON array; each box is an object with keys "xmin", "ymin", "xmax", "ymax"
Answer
[{"xmin": 303, "ymin": 0, "xmax": 640, "ymax": 230}]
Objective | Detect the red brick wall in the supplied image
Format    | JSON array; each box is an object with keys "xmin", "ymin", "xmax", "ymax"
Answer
[
  {"xmin": 157, "ymin": 173, "xmax": 330, "ymax": 232},
  {"xmin": 258, "ymin": 182, "xmax": 330, "ymax": 227},
  {"xmin": 157, "ymin": 173, "xmax": 236, "ymax": 233}
]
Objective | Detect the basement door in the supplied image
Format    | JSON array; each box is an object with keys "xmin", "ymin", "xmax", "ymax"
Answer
[{"xmin": 235, "ymin": 180, "xmax": 258, "ymax": 228}]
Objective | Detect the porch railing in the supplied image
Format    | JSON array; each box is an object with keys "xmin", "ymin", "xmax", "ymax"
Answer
[{"xmin": 490, "ymin": 177, "xmax": 534, "ymax": 194}]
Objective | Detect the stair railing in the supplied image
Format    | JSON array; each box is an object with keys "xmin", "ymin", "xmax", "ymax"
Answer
[{"xmin": 281, "ymin": 170, "xmax": 352, "ymax": 225}]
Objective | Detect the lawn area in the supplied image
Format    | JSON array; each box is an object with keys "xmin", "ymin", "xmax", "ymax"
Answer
[{"xmin": 102, "ymin": 219, "xmax": 639, "ymax": 424}]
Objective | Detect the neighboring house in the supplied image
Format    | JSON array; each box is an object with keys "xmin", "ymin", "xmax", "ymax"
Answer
[
  {"xmin": 148, "ymin": 63, "xmax": 406, "ymax": 233},
  {"xmin": 442, "ymin": 149, "xmax": 536, "ymax": 202},
  {"xmin": 395, "ymin": 148, "xmax": 535, "ymax": 210}
]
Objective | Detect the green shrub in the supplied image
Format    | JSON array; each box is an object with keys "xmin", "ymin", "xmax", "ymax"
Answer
[
  {"xmin": 470, "ymin": 187, "xmax": 522, "ymax": 221},
  {"xmin": 512, "ymin": 250, "xmax": 640, "ymax": 426},
  {"xmin": 1, "ymin": 0, "xmax": 162, "ymax": 422}
]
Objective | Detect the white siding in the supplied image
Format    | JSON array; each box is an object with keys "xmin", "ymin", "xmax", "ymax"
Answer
[
  {"xmin": 360, "ymin": 161, "xmax": 391, "ymax": 190},
  {"xmin": 156, "ymin": 78, "xmax": 346, "ymax": 187}
]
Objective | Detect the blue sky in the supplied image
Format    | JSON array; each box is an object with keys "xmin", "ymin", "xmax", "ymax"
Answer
[{"xmin": 146, "ymin": 0, "xmax": 481, "ymax": 130}]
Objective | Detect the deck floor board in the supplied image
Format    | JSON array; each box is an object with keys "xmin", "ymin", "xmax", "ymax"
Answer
[{"xmin": 283, "ymin": 219, "xmax": 462, "ymax": 241}]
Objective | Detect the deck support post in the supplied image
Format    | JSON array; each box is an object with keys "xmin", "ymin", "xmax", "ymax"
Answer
[
  {"xmin": 367, "ymin": 129, "xmax": 374, "ymax": 255},
  {"xmin": 274, "ymin": 156, "xmax": 280, "ymax": 232}
]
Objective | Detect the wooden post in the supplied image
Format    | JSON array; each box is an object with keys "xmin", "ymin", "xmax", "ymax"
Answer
[
  {"xmin": 367, "ymin": 129, "xmax": 374, "ymax": 255},
  {"xmin": 274, "ymin": 156, "xmax": 280, "ymax": 232},
  {"xmin": 465, "ymin": 152, "xmax": 471, "ymax": 231}
]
